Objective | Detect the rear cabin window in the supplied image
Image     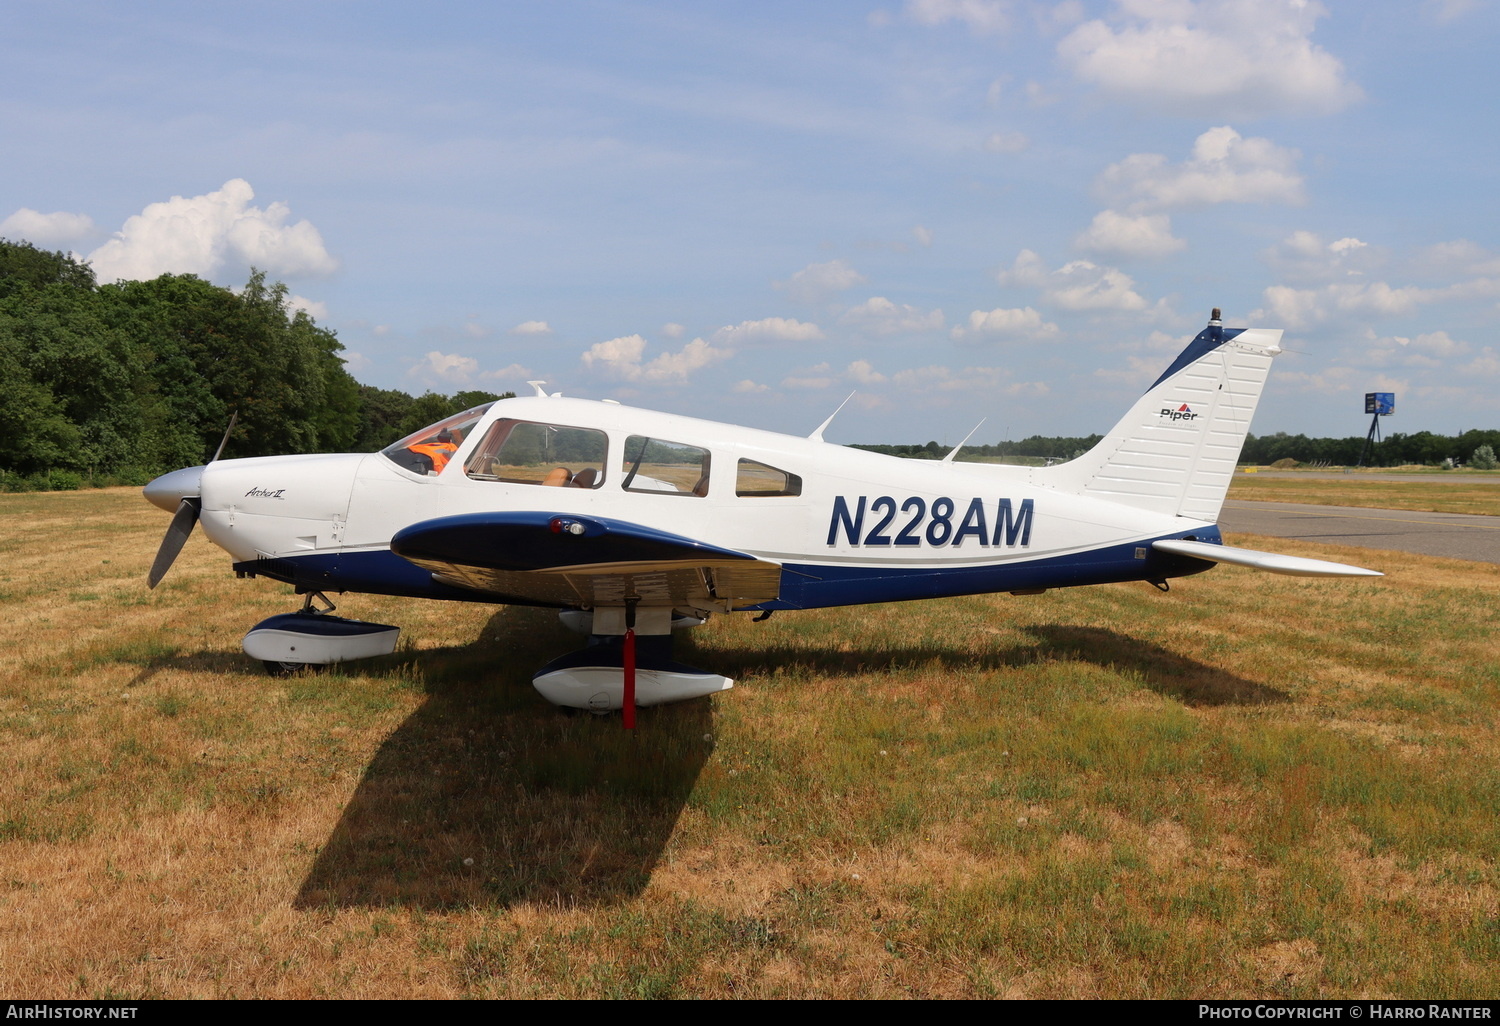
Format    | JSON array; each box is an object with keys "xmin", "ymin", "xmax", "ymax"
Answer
[
  {"xmin": 736, "ymin": 459, "xmax": 802, "ymax": 497},
  {"xmin": 621, "ymin": 436, "xmax": 711, "ymax": 496},
  {"xmin": 464, "ymin": 420, "xmax": 608, "ymax": 487}
]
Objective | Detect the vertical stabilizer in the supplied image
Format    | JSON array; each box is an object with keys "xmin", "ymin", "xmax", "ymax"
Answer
[{"xmin": 1045, "ymin": 316, "xmax": 1283, "ymax": 522}]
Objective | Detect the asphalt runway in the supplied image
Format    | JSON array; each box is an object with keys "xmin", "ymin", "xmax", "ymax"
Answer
[
  {"xmin": 1218, "ymin": 501, "xmax": 1500, "ymax": 565},
  {"xmin": 1239, "ymin": 472, "xmax": 1500, "ymax": 484}
]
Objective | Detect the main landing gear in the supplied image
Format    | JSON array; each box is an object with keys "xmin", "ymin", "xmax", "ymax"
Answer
[{"xmin": 532, "ymin": 602, "xmax": 732, "ymax": 724}]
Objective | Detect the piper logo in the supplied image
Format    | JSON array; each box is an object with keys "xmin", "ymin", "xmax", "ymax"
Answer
[{"xmin": 1159, "ymin": 403, "xmax": 1199, "ymax": 422}]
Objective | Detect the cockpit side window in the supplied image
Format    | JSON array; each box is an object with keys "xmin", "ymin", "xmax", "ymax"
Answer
[
  {"xmin": 621, "ymin": 436, "xmax": 711, "ymax": 496},
  {"xmin": 464, "ymin": 419, "xmax": 607, "ymax": 487},
  {"xmin": 380, "ymin": 403, "xmax": 495, "ymax": 476},
  {"xmin": 736, "ymin": 459, "xmax": 802, "ymax": 497}
]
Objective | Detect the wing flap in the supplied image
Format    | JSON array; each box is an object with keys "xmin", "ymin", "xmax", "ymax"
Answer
[{"xmin": 1152, "ymin": 538, "xmax": 1382, "ymax": 578}]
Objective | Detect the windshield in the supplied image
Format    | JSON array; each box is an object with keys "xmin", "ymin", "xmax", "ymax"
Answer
[{"xmin": 380, "ymin": 402, "xmax": 495, "ymax": 476}]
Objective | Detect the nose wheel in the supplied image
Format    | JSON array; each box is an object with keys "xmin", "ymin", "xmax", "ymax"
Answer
[{"xmin": 262, "ymin": 660, "xmax": 307, "ymax": 678}]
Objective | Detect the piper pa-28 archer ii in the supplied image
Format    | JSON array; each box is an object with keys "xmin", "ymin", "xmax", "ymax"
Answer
[{"xmin": 144, "ymin": 310, "xmax": 1379, "ymax": 724}]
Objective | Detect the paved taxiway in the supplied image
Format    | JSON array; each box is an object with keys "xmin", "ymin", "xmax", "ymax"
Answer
[{"xmin": 1218, "ymin": 501, "xmax": 1500, "ymax": 565}]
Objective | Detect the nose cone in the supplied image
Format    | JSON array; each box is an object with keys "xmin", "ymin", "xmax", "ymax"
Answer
[{"xmin": 143, "ymin": 466, "xmax": 204, "ymax": 513}]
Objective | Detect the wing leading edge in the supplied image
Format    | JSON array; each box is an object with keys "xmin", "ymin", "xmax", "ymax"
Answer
[
  {"xmin": 390, "ymin": 511, "xmax": 783, "ymax": 609},
  {"xmin": 1152, "ymin": 538, "xmax": 1382, "ymax": 578}
]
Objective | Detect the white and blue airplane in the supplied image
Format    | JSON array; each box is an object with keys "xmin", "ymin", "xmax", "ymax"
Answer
[{"xmin": 144, "ymin": 311, "xmax": 1379, "ymax": 722}]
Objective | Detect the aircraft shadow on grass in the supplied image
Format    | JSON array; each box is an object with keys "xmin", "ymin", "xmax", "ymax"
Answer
[
  {"xmin": 709, "ymin": 622, "xmax": 1287, "ymax": 708},
  {"xmin": 286, "ymin": 606, "xmax": 1283, "ymax": 911}
]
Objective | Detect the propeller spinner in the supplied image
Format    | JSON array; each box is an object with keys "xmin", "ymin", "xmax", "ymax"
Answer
[{"xmin": 144, "ymin": 412, "xmax": 236, "ymax": 588}]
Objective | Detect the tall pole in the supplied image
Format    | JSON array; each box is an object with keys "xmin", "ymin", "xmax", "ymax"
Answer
[{"xmin": 1357, "ymin": 411, "xmax": 1381, "ymax": 467}]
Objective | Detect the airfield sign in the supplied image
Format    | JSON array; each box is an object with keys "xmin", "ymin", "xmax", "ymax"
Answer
[{"xmin": 1359, "ymin": 392, "xmax": 1396, "ymax": 465}]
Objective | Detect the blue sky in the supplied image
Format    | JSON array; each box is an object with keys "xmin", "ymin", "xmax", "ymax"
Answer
[{"xmin": 4, "ymin": 1, "xmax": 1496, "ymax": 444}]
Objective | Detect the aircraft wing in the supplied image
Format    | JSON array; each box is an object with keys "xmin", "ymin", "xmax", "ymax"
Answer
[
  {"xmin": 389, "ymin": 511, "xmax": 783, "ymax": 609},
  {"xmin": 1152, "ymin": 538, "xmax": 1382, "ymax": 578}
]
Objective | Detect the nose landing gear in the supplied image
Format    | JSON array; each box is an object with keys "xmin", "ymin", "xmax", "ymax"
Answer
[{"xmin": 243, "ymin": 591, "xmax": 400, "ymax": 677}]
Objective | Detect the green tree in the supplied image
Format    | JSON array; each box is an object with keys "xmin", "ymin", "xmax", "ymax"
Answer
[{"xmin": 0, "ymin": 238, "xmax": 96, "ymax": 295}]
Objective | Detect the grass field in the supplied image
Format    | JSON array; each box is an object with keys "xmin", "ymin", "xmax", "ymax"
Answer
[
  {"xmin": 1228, "ymin": 474, "xmax": 1500, "ymax": 516},
  {"xmin": 1, "ymin": 488, "xmax": 1497, "ymax": 998}
]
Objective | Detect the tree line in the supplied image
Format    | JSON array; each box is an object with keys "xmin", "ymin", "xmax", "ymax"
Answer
[
  {"xmin": 0, "ymin": 239, "xmax": 510, "ymax": 490},
  {"xmin": 855, "ymin": 429, "xmax": 1500, "ymax": 468},
  {"xmin": 1238, "ymin": 430, "xmax": 1500, "ymax": 468},
  {"xmin": 850, "ymin": 437, "xmax": 1104, "ymax": 463}
]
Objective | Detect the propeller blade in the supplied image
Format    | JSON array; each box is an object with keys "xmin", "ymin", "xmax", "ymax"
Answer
[
  {"xmin": 210, "ymin": 410, "xmax": 239, "ymax": 463},
  {"xmin": 148, "ymin": 497, "xmax": 201, "ymax": 589}
]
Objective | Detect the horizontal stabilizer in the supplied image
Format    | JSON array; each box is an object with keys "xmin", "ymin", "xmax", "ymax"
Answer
[{"xmin": 1152, "ymin": 539, "xmax": 1382, "ymax": 578}]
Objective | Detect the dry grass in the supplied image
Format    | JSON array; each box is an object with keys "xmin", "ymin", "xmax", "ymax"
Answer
[
  {"xmin": 1229, "ymin": 474, "xmax": 1500, "ymax": 515},
  {"xmin": 1, "ymin": 487, "xmax": 1498, "ymax": 998}
]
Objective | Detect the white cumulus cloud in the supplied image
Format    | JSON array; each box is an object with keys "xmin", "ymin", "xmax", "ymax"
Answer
[
  {"xmin": 1257, "ymin": 277, "xmax": 1500, "ymax": 328},
  {"xmin": 1098, "ymin": 126, "xmax": 1304, "ymax": 212},
  {"xmin": 997, "ymin": 252, "xmax": 1150, "ymax": 312},
  {"xmin": 1057, "ymin": 0, "xmax": 1362, "ymax": 118},
  {"xmin": 411, "ymin": 351, "xmax": 479, "ymax": 387},
  {"xmin": 777, "ymin": 260, "xmax": 866, "ymax": 305},
  {"xmin": 582, "ymin": 334, "xmax": 733, "ymax": 384},
  {"xmin": 996, "ymin": 249, "xmax": 1049, "ymax": 288},
  {"xmin": 1046, "ymin": 262, "xmax": 1149, "ymax": 312},
  {"xmin": 1075, "ymin": 210, "xmax": 1186, "ymax": 258},
  {"xmin": 839, "ymin": 297, "xmax": 945, "ymax": 335},
  {"xmin": 86, "ymin": 179, "xmax": 337, "ymax": 284},
  {"xmin": 952, "ymin": 306, "xmax": 1060, "ymax": 340},
  {"xmin": 286, "ymin": 295, "xmax": 328, "ymax": 321},
  {"xmin": 1261, "ymin": 231, "xmax": 1381, "ymax": 283},
  {"xmin": 510, "ymin": 320, "xmax": 552, "ymax": 335},
  {"xmin": 711, "ymin": 317, "xmax": 825, "ymax": 346},
  {"xmin": 484, "ymin": 362, "xmax": 534, "ymax": 382},
  {"xmin": 1358, "ymin": 330, "xmax": 1472, "ymax": 371},
  {"xmin": 582, "ymin": 334, "xmax": 648, "ymax": 375},
  {"xmin": 0, "ymin": 208, "xmax": 97, "ymax": 248}
]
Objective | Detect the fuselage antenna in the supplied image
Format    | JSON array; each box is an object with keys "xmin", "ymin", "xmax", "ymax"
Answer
[
  {"xmin": 942, "ymin": 418, "xmax": 987, "ymax": 463},
  {"xmin": 808, "ymin": 392, "xmax": 855, "ymax": 442}
]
